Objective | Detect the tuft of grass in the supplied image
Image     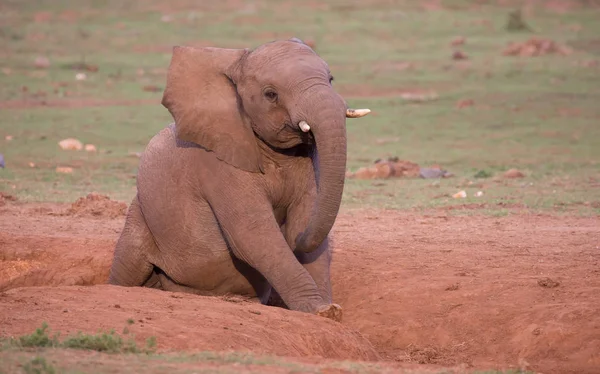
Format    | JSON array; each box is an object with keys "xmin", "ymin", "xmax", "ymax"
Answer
[
  {"xmin": 23, "ymin": 356, "xmax": 56, "ymax": 374},
  {"xmin": 17, "ymin": 322, "xmax": 59, "ymax": 348},
  {"xmin": 4, "ymin": 323, "xmax": 157, "ymax": 354},
  {"xmin": 473, "ymin": 170, "xmax": 493, "ymax": 179},
  {"xmin": 61, "ymin": 329, "xmax": 137, "ymax": 353}
]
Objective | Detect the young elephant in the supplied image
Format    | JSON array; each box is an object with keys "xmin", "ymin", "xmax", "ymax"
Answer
[{"xmin": 108, "ymin": 38, "xmax": 370, "ymax": 321}]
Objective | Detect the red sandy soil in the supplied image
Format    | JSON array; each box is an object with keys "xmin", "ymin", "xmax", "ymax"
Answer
[{"xmin": 0, "ymin": 199, "xmax": 599, "ymax": 373}]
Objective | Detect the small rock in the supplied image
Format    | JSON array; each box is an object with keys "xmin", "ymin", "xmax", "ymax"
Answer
[
  {"xmin": 128, "ymin": 151, "xmax": 142, "ymax": 158},
  {"xmin": 451, "ymin": 36, "xmax": 466, "ymax": 47},
  {"xmin": 5, "ymin": 135, "xmax": 13, "ymax": 141},
  {"xmin": 475, "ymin": 191, "xmax": 484, "ymax": 197},
  {"xmin": 34, "ymin": 56, "xmax": 50, "ymax": 69},
  {"xmin": 537, "ymin": 277, "xmax": 560, "ymax": 288},
  {"xmin": 452, "ymin": 190, "xmax": 467, "ymax": 199},
  {"xmin": 420, "ymin": 168, "xmax": 452, "ymax": 179},
  {"xmin": 84, "ymin": 144, "xmax": 97, "ymax": 152},
  {"xmin": 445, "ymin": 283, "xmax": 460, "ymax": 291},
  {"xmin": 504, "ymin": 168, "xmax": 525, "ymax": 179},
  {"xmin": 142, "ymin": 85, "xmax": 162, "ymax": 92},
  {"xmin": 55, "ymin": 166, "xmax": 74, "ymax": 174},
  {"xmin": 75, "ymin": 73, "xmax": 87, "ymax": 81},
  {"xmin": 59, "ymin": 138, "xmax": 83, "ymax": 151},
  {"xmin": 456, "ymin": 99, "xmax": 474, "ymax": 109},
  {"xmin": 452, "ymin": 50, "xmax": 468, "ymax": 60},
  {"xmin": 28, "ymin": 162, "xmax": 36, "ymax": 168}
]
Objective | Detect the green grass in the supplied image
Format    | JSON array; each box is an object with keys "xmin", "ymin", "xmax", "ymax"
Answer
[
  {"xmin": 0, "ymin": 0, "xmax": 599, "ymax": 215},
  {"xmin": 0, "ymin": 324, "xmax": 533, "ymax": 374},
  {"xmin": 3, "ymin": 322, "xmax": 157, "ymax": 354}
]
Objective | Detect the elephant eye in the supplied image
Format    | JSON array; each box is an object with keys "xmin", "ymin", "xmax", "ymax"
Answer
[
  {"xmin": 264, "ymin": 89, "xmax": 278, "ymax": 102},
  {"xmin": 329, "ymin": 76, "xmax": 334, "ymax": 84}
]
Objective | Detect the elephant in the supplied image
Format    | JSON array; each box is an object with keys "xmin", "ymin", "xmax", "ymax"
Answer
[{"xmin": 107, "ymin": 38, "xmax": 370, "ymax": 322}]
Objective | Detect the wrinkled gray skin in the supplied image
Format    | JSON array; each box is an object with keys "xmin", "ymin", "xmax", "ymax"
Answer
[{"xmin": 108, "ymin": 38, "xmax": 351, "ymax": 320}]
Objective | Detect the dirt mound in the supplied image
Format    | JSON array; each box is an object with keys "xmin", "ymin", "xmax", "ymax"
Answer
[
  {"xmin": 346, "ymin": 158, "xmax": 452, "ymax": 180},
  {"xmin": 1, "ymin": 203, "xmax": 599, "ymax": 372},
  {"xmin": 0, "ymin": 192, "xmax": 17, "ymax": 206},
  {"xmin": 0, "ymin": 285, "xmax": 379, "ymax": 361},
  {"xmin": 0, "ymin": 204, "xmax": 119, "ymax": 291},
  {"xmin": 64, "ymin": 193, "xmax": 127, "ymax": 218},
  {"xmin": 503, "ymin": 37, "xmax": 573, "ymax": 57},
  {"xmin": 331, "ymin": 211, "xmax": 600, "ymax": 373}
]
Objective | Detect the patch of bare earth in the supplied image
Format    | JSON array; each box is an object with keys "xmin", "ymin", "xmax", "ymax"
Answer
[{"xmin": 0, "ymin": 201, "xmax": 598, "ymax": 373}]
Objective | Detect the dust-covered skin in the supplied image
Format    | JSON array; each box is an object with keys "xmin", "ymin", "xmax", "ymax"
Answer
[{"xmin": 107, "ymin": 39, "xmax": 368, "ymax": 319}]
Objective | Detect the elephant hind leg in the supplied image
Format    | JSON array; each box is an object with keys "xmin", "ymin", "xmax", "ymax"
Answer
[{"xmin": 108, "ymin": 194, "xmax": 157, "ymax": 286}]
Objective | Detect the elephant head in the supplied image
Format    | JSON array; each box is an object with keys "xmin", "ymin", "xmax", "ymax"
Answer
[{"xmin": 161, "ymin": 38, "xmax": 369, "ymax": 253}]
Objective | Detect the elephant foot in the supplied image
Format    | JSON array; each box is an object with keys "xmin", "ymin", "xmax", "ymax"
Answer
[{"xmin": 316, "ymin": 303, "xmax": 342, "ymax": 322}]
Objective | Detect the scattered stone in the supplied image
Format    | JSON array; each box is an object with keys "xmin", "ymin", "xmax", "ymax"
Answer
[
  {"xmin": 348, "ymin": 158, "xmax": 452, "ymax": 180},
  {"xmin": 445, "ymin": 283, "xmax": 460, "ymax": 291},
  {"xmin": 142, "ymin": 85, "xmax": 163, "ymax": 92},
  {"xmin": 28, "ymin": 162, "xmax": 36, "ymax": 168},
  {"xmin": 34, "ymin": 56, "xmax": 50, "ymax": 69},
  {"xmin": 55, "ymin": 166, "xmax": 74, "ymax": 174},
  {"xmin": 451, "ymin": 36, "xmax": 466, "ymax": 47},
  {"xmin": 452, "ymin": 190, "xmax": 467, "ymax": 199},
  {"xmin": 347, "ymin": 158, "xmax": 420, "ymax": 180},
  {"xmin": 452, "ymin": 50, "xmax": 468, "ymax": 60},
  {"xmin": 537, "ymin": 277, "xmax": 560, "ymax": 288},
  {"xmin": 456, "ymin": 99, "xmax": 474, "ymax": 109},
  {"xmin": 419, "ymin": 167, "xmax": 453, "ymax": 179},
  {"xmin": 59, "ymin": 138, "xmax": 83, "ymax": 151},
  {"xmin": 84, "ymin": 144, "xmax": 97, "ymax": 152},
  {"xmin": 128, "ymin": 151, "xmax": 142, "ymax": 158},
  {"xmin": 75, "ymin": 73, "xmax": 87, "ymax": 81},
  {"xmin": 5, "ymin": 135, "xmax": 13, "ymax": 141},
  {"xmin": 503, "ymin": 168, "xmax": 525, "ymax": 179},
  {"xmin": 503, "ymin": 38, "xmax": 572, "ymax": 57},
  {"xmin": 475, "ymin": 191, "xmax": 484, "ymax": 197}
]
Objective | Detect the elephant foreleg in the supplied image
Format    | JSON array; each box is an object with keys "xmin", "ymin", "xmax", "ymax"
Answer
[
  {"xmin": 295, "ymin": 236, "xmax": 333, "ymax": 304},
  {"xmin": 208, "ymin": 187, "xmax": 332, "ymax": 316},
  {"xmin": 284, "ymin": 199, "xmax": 340, "ymax": 320}
]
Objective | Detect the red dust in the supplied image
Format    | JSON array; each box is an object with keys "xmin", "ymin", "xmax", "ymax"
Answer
[{"xmin": 0, "ymin": 202, "xmax": 598, "ymax": 373}]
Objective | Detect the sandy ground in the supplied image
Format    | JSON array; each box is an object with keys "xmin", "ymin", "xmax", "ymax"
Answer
[{"xmin": 0, "ymin": 199, "xmax": 599, "ymax": 373}]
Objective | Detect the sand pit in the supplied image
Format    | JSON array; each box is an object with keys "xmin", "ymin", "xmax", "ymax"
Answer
[{"xmin": 0, "ymin": 201, "xmax": 599, "ymax": 373}]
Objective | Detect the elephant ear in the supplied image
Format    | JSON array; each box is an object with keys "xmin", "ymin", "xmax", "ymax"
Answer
[{"xmin": 161, "ymin": 46, "xmax": 263, "ymax": 173}]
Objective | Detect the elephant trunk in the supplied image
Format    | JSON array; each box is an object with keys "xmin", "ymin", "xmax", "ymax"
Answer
[{"xmin": 295, "ymin": 93, "xmax": 347, "ymax": 253}]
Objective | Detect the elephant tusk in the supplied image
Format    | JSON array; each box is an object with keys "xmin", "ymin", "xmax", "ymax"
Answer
[
  {"xmin": 299, "ymin": 121, "xmax": 311, "ymax": 132},
  {"xmin": 346, "ymin": 108, "xmax": 371, "ymax": 118}
]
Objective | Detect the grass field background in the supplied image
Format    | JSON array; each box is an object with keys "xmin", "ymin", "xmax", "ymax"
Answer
[{"xmin": 1, "ymin": 0, "xmax": 599, "ymax": 213}]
